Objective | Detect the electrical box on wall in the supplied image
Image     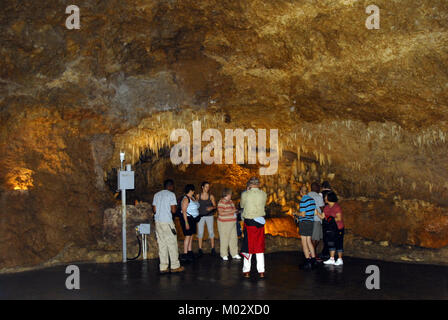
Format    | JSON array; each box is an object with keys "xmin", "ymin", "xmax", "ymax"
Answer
[
  {"xmin": 137, "ymin": 224, "xmax": 150, "ymax": 235},
  {"xmin": 118, "ymin": 170, "xmax": 134, "ymax": 190}
]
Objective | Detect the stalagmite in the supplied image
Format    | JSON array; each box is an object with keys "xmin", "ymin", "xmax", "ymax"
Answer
[
  {"xmin": 292, "ymin": 160, "xmax": 298, "ymax": 175},
  {"xmin": 267, "ymin": 194, "xmax": 273, "ymax": 206}
]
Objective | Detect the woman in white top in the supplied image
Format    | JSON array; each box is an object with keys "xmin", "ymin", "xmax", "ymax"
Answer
[{"xmin": 180, "ymin": 184, "xmax": 200, "ymax": 261}]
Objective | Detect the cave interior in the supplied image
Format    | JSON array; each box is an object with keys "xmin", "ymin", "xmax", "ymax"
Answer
[{"xmin": 1, "ymin": 0, "xmax": 448, "ymax": 271}]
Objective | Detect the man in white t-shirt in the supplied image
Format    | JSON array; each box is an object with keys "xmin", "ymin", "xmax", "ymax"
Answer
[{"xmin": 152, "ymin": 179, "xmax": 184, "ymax": 274}]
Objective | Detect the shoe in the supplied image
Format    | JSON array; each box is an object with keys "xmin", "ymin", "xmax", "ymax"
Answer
[
  {"xmin": 334, "ymin": 258, "xmax": 343, "ymax": 266},
  {"xmin": 259, "ymin": 272, "xmax": 265, "ymax": 279},
  {"xmin": 242, "ymin": 272, "xmax": 250, "ymax": 278},
  {"xmin": 211, "ymin": 248, "xmax": 216, "ymax": 256},
  {"xmin": 197, "ymin": 249, "xmax": 203, "ymax": 257},
  {"xmin": 324, "ymin": 258, "xmax": 335, "ymax": 265},
  {"xmin": 299, "ymin": 258, "xmax": 312, "ymax": 270},
  {"xmin": 302, "ymin": 260, "xmax": 313, "ymax": 270},
  {"xmin": 170, "ymin": 266, "xmax": 185, "ymax": 273},
  {"xmin": 222, "ymin": 256, "xmax": 229, "ymax": 261},
  {"xmin": 159, "ymin": 269, "xmax": 170, "ymax": 275},
  {"xmin": 232, "ymin": 254, "xmax": 242, "ymax": 260},
  {"xmin": 187, "ymin": 251, "xmax": 195, "ymax": 261},
  {"xmin": 179, "ymin": 254, "xmax": 188, "ymax": 262}
]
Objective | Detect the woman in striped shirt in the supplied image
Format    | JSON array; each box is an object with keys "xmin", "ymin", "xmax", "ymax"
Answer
[
  {"xmin": 217, "ymin": 188, "xmax": 241, "ymax": 261},
  {"xmin": 296, "ymin": 185, "xmax": 321, "ymax": 270}
]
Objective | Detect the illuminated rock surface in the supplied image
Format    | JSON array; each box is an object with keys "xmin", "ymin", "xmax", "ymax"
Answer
[{"xmin": 1, "ymin": 0, "xmax": 448, "ymax": 270}]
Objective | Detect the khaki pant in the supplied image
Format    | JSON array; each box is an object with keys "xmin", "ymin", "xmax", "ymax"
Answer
[
  {"xmin": 218, "ymin": 220, "xmax": 238, "ymax": 258},
  {"xmin": 155, "ymin": 221, "xmax": 180, "ymax": 271}
]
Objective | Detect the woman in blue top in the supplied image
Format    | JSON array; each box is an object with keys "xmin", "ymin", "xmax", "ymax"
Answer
[{"xmin": 180, "ymin": 184, "xmax": 200, "ymax": 261}]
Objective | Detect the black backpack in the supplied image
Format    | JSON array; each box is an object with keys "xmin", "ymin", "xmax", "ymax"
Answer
[
  {"xmin": 323, "ymin": 216, "xmax": 338, "ymax": 248},
  {"xmin": 175, "ymin": 196, "xmax": 187, "ymax": 219}
]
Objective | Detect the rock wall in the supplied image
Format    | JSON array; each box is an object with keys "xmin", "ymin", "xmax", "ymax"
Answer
[{"xmin": 1, "ymin": 0, "xmax": 447, "ymax": 270}]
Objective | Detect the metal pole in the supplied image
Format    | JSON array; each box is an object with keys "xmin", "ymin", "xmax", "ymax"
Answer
[
  {"xmin": 143, "ymin": 234, "xmax": 147, "ymax": 260},
  {"xmin": 122, "ymin": 188, "xmax": 127, "ymax": 263},
  {"xmin": 145, "ymin": 235, "xmax": 148, "ymax": 259}
]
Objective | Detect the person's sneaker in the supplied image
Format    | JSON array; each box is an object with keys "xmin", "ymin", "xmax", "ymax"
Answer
[
  {"xmin": 324, "ymin": 258, "xmax": 335, "ymax": 265},
  {"xmin": 187, "ymin": 251, "xmax": 195, "ymax": 261},
  {"xmin": 159, "ymin": 269, "xmax": 170, "ymax": 275},
  {"xmin": 299, "ymin": 259, "xmax": 312, "ymax": 270},
  {"xmin": 303, "ymin": 260, "xmax": 313, "ymax": 270},
  {"xmin": 222, "ymin": 256, "xmax": 229, "ymax": 261},
  {"xmin": 334, "ymin": 258, "xmax": 343, "ymax": 266},
  {"xmin": 232, "ymin": 254, "xmax": 242, "ymax": 260},
  {"xmin": 211, "ymin": 248, "xmax": 216, "ymax": 256},
  {"xmin": 197, "ymin": 249, "xmax": 203, "ymax": 257},
  {"xmin": 179, "ymin": 254, "xmax": 188, "ymax": 262},
  {"xmin": 170, "ymin": 266, "xmax": 185, "ymax": 273}
]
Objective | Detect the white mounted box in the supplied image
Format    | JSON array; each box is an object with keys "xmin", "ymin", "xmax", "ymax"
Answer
[
  {"xmin": 137, "ymin": 224, "xmax": 150, "ymax": 235},
  {"xmin": 118, "ymin": 170, "xmax": 134, "ymax": 190}
]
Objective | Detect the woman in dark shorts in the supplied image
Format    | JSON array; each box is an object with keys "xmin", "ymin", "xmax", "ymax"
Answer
[
  {"xmin": 180, "ymin": 184, "xmax": 200, "ymax": 261},
  {"xmin": 295, "ymin": 185, "xmax": 319, "ymax": 270},
  {"xmin": 299, "ymin": 220, "xmax": 314, "ymax": 236}
]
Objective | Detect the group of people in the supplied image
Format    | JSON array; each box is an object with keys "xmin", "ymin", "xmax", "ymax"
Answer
[
  {"xmin": 177, "ymin": 181, "xmax": 241, "ymax": 263},
  {"xmin": 295, "ymin": 181, "xmax": 344, "ymax": 269},
  {"xmin": 151, "ymin": 176, "xmax": 344, "ymax": 277},
  {"xmin": 151, "ymin": 177, "xmax": 267, "ymax": 277}
]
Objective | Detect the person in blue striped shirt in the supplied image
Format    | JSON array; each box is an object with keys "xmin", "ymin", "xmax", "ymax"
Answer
[{"xmin": 296, "ymin": 185, "xmax": 319, "ymax": 269}]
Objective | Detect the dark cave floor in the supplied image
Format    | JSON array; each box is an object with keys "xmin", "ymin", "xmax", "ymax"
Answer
[{"xmin": 1, "ymin": 251, "xmax": 447, "ymax": 299}]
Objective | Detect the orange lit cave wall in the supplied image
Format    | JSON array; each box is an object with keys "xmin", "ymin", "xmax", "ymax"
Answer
[{"xmin": 0, "ymin": 107, "xmax": 115, "ymax": 269}]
